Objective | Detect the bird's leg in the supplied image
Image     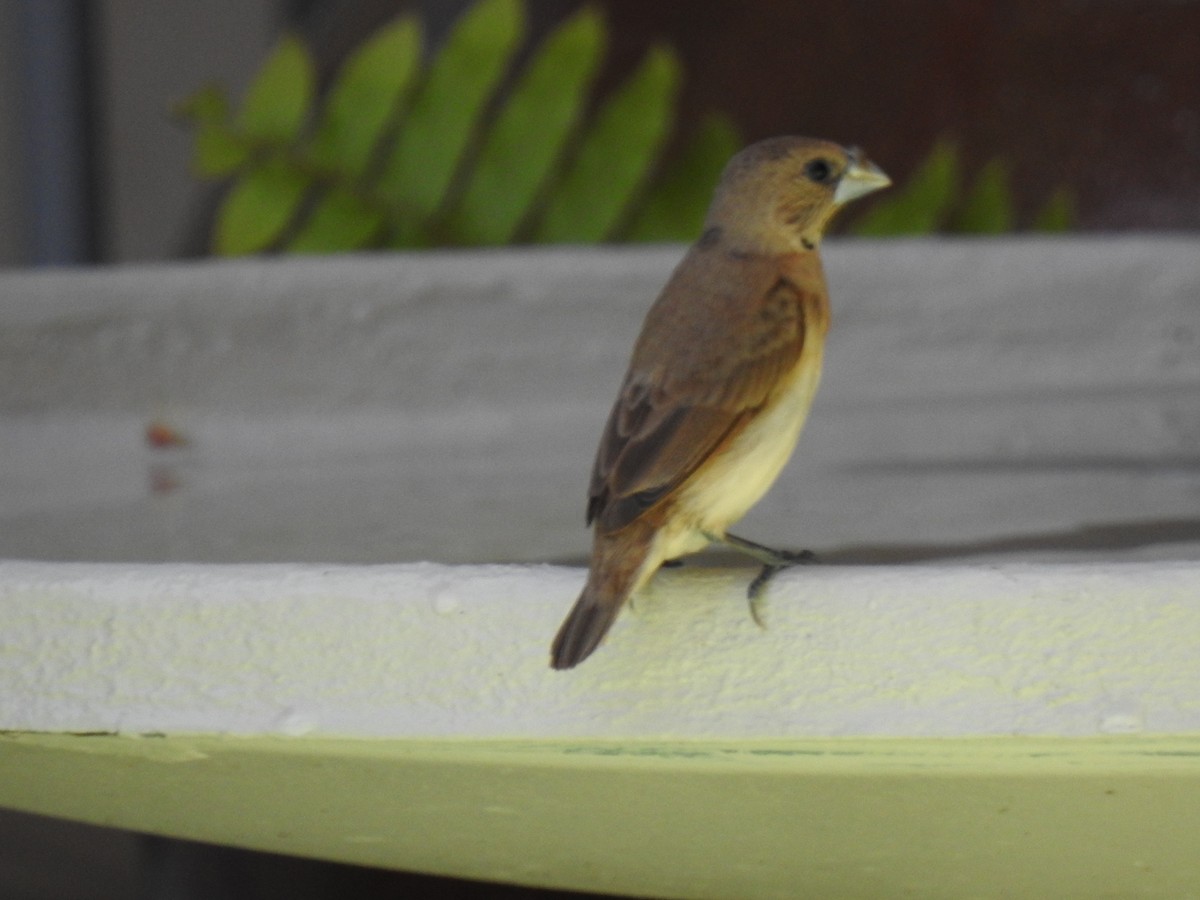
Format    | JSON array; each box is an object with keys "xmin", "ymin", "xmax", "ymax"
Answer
[
  {"xmin": 719, "ymin": 532, "xmax": 816, "ymax": 569},
  {"xmin": 702, "ymin": 531, "xmax": 817, "ymax": 627}
]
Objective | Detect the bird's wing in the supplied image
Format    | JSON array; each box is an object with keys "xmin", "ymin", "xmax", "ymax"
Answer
[{"xmin": 586, "ymin": 250, "xmax": 820, "ymax": 533}]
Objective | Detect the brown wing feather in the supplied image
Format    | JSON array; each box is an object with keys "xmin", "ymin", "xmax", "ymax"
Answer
[{"xmin": 587, "ymin": 248, "xmax": 821, "ymax": 534}]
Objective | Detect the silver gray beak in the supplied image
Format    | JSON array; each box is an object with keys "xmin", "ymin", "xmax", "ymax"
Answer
[{"xmin": 834, "ymin": 151, "xmax": 891, "ymax": 206}]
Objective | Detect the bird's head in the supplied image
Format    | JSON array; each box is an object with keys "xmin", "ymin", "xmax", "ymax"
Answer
[{"xmin": 705, "ymin": 137, "xmax": 890, "ymax": 253}]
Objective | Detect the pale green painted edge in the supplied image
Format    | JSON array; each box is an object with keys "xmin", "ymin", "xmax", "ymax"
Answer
[
  {"xmin": 3, "ymin": 732, "xmax": 1200, "ymax": 898},
  {"xmin": 6, "ymin": 730, "xmax": 1200, "ymax": 770}
]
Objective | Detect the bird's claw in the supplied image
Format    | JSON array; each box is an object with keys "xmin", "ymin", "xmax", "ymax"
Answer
[
  {"xmin": 747, "ymin": 564, "xmax": 782, "ymax": 601},
  {"xmin": 770, "ymin": 548, "xmax": 816, "ymax": 566},
  {"xmin": 745, "ymin": 550, "xmax": 817, "ymax": 627}
]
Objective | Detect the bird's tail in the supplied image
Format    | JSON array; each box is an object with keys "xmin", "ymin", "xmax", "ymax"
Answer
[{"xmin": 550, "ymin": 522, "xmax": 656, "ymax": 670}]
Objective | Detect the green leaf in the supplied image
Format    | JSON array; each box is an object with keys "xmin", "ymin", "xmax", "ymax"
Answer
[
  {"xmin": 625, "ymin": 112, "xmax": 740, "ymax": 242},
  {"xmin": 237, "ymin": 34, "xmax": 315, "ymax": 143},
  {"xmin": 951, "ymin": 158, "xmax": 1014, "ymax": 233},
  {"xmin": 308, "ymin": 16, "xmax": 422, "ymax": 177},
  {"xmin": 177, "ymin": 84, "xmax": 228, "ymax": 125},
  {"xmin": 444, "ymin": 5, "xmax": 606, "ymax": 245},
  {"xmin": 287, "ymin": 187, "xmax": 385, "ymax": 253},
  {"xmin": 195, "ymin": 125, "xmax": 251, "ymax": 178},
  {"xmin": 377, "ymin": 0, "xmax": 524, "ymax": 235},
  {"xmin": 1032, "ymin": 185, "xmax": 1075, "ymax": 232},
  {"xmin": 532, "ymin": 43, "xmax": 681, "ymax": 243},
  {"xmin": 213, "ymin": 156, "xmax": 310, "ymax": 255},
  {"xmin": 176, "ymin": 85, "xmax": 251, "ymax": 176},
  {"xmin": 852, "ymin": 139, "xmax": 959, "ymax": 236}
]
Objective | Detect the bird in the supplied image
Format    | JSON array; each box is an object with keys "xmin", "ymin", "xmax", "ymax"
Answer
[{"xmin": 550, "ymin": 136, "xmax": 890, "ymax": 669}]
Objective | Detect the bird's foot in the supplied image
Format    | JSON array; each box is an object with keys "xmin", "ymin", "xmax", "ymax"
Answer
[
  {"xmin": 711, "ymin": 531, "xmax": 817, "ymax": 570},
  {"xmin": 702, "ymin": 531, "xmax": 817, "ymax": 627}
]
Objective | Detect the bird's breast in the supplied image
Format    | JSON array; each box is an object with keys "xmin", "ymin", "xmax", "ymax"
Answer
[{"xmin": 674, "ymin": 348, "xmax": 824, "ymax": 534}]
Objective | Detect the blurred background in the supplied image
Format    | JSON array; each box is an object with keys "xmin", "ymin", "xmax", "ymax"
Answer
[
  {"xmin": 2, "ymin": 0, "xmax": 1198, "ymax": 897},
  {"xmin": 0, "ymin": 0, "xmax": 1198, "ymax": 267}
]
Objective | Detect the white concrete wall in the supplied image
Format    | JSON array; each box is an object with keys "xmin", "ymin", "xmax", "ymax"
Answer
[
  {"xmin": 0, "ymin": 238, "xmax": 1198, "ymax": 735},
  {"xmin": 2, "ymin": 240, "xmax": 1198, "ymax": 566}
]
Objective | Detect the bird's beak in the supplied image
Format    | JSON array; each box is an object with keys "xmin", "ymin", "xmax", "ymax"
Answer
[{"xmin": 833, "ymin": 151, "xmax": 891, "ymax": 206}]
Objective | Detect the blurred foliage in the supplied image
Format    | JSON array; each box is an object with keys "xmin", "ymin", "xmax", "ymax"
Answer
[
  {"xmin": 177, "ymin": 0, "xmax": 740, "ymax": 255},
  {"xmin": 178, "ymin": 1, "xmax": 1073, "ymax": 255},
  {"xmin": 851, "ymin": 137, "xmax": 1075, "ymax": 236}
]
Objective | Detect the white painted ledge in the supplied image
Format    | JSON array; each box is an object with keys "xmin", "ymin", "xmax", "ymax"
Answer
[
  {"xmin": 3, "ymin": 556, "xmax": 1200, "ymax": 897},
  {"xmin": 2, "ymin": 240, "xmax": 1199, "ymax": 896},
  {"xmin": 3, "ymin": 558, "xmax": 1199, "ymax": 738}
]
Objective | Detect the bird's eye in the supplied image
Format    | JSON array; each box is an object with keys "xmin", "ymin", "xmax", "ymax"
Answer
[{"xmin": 804, "ymin": 158, "xmax": 835, "ymax": 184}]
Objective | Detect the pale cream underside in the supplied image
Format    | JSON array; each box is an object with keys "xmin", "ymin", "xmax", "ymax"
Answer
[{"xmin": 626, "ymin": 348, "xmax": 825, "ymax": 596}]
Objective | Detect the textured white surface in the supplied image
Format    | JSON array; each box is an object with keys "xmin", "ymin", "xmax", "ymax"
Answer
[
  {"xmin": 1, "ymin": 241, "xmax": 1198, "ymax": 742},
  {"xmin": 2, "ymin": 558, "xmax": 1198, "ymax": 738}
]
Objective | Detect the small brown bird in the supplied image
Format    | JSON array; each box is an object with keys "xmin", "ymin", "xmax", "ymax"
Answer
[{"xmin": 550, "ymin": 136, "xmax": 889, "ymax": 669}]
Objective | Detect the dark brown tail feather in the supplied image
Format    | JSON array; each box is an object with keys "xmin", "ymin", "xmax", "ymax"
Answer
[
  {"xmin": 549, "ymin": 580, "xmax": 623, "ymax": 669},
  {"xmin": 550, "ymin": 525, "xmax": 654, "ymax": 669}
]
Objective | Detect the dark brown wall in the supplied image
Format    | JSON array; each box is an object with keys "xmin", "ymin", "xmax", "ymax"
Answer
[{"xmin": 301, "ymin": 0, "xmax": 1200, "ymax": 230}]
